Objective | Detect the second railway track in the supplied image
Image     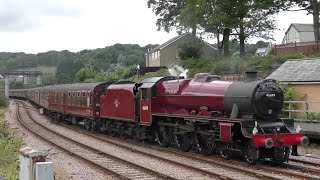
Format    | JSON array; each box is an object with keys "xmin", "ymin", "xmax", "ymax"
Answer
[{"xmin": 16, "ymin": 100, "xmax": 175, "ymax": 180}]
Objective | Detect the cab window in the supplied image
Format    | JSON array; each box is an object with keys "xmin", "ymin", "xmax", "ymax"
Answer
[{"xmin": 141, "ymin": 88, "xmax": 149, "ymax": 100}]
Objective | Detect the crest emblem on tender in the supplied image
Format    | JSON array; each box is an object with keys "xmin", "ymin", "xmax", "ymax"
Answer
[{"xmin": 114, "ymin": 98, "xmax": 120, "ymax": 108}]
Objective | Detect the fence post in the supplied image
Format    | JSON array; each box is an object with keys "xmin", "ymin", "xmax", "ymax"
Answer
[
  {"xmin": 274, "ymin": 44, "xmax": 277, "ymax": 56},
  {"xmin": 288, "ymin": 102, "xmax": 292, "ymax": 119},
  {"xmin": 305, "ymin": 102, "xmax": 309, "ymax": 120}
]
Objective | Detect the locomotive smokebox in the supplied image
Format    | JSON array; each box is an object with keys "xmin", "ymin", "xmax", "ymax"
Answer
[
  {"xmin": 245, "ymin": 71, "xmax": 257, "ymax": 82},
  {"xmin": 224, "ymin": 78, "xmax": 284, "ymax": 120}
]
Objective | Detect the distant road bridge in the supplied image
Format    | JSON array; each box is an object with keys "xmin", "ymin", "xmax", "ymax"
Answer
[{"xmin": 3, "ymin": 70, "xmax": 43, "ymax": 99}]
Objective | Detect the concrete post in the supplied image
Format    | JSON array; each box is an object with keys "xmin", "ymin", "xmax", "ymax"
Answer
[
  {"xmin": 4, "ymin": 75, "xmax": 9, "ymax": 99},
  {"xmin": 19, "ymin": 147, "xmax": 53, "ymax": 180}
]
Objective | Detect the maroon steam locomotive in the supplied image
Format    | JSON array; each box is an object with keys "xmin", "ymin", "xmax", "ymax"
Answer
[{"xmin": 9, "ymin": 72, "xmax": 309, "ymax": 164}]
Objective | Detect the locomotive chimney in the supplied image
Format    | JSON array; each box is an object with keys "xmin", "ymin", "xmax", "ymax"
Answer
[{"xmin": 245, "ymin": 71, "xmax": 257, "ymax": 81}]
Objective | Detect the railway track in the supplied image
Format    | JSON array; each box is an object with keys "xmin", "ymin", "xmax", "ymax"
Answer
[
  {"xmin": 288, "ymin": 157, "xmax": 320, "ymax": 168},
  {"xmin": 15, "ymin": 101, "xmax": 174, "ymax": 180},
  {"xmin": 40, "ymin": 116, "xmax": 313, "ymax": 179},
  {"xmin": 18, "ymin": 102, "xmax": 255, "ymax": 180},
  {"xmin": 20, "ymin": 100, "xmax": 320, "ymax": 180}
]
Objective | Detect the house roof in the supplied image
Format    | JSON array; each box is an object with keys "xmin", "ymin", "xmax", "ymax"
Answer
[
  {"xmin": 149, "ymin": 33, "xmax": 217, "ymax": 53},
  {"xmin": 255, "ymin": 47, "xmax": 268, "ymax": 54},
  {"xmin": 267, "ymin": 59, "xmax": 320, "ymax": 82},
  {"xmin": 285, "ymin": 23, "xmax": 314, "ymax": 35}
]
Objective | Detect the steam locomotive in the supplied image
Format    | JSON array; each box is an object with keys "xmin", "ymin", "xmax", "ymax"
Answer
[{"xmin": 7, "ymin": 72, "xmax": 308, "ymax": 164}]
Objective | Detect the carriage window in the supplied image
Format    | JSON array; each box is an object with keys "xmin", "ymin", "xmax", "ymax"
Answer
[
  {"xmin": 55, "ymin": 91, "xmax": 58, "ymax": 103},
  {"xmin": 68, "ymin": 91, "xmax": 71, "ymax": 96},
  {"xmin": 77, "ymin": 91, "xmax": 81, "ymax": 97},
  {"xmin": 141, "ymin": 89, "xmax": 149, "ymax": 100},
  {"xmin": 82, "ymin": 92, "xmax": 86, "ymax": 97}
]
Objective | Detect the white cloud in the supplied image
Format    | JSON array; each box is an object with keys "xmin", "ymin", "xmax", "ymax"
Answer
[
  {"xmin": 0, "ymin": 0, "xmax": 315, "ymax": 53},
  {"xmin": 0, "ymin": 0, "xmax": 83, "ymax": 32}
]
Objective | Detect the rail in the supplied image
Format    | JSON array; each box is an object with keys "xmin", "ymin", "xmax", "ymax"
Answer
[{"xmin": 283, "ymin": 101, "xmax": 320, "ymax": 122}]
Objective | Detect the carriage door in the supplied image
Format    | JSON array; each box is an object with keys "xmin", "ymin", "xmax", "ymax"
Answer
[{"xmin": 140, "ymin": 88, "xmax": 151, "ymax": 125}]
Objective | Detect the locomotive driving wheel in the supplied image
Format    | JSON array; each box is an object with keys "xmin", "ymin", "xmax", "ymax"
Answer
[
  {"xmin": 155, "ymin": 125, "xmax": 171, "ymax": 147},
  {"xmin": 220, "ymin": 145, "xmax": 232, "ymax": 159},
  {"xmin": 270, "ymin": 147, "xmax": 290, "ymax": 166},
  {"xmin": 174, "ymin": 132, "xmax": 192, "ymax": 152},
  {"xmin": 243, "ymin": 142, "xmax": 260, "ymax": 165},
  {"xmin": 196, "ymin": 134, "xmax": 216, "ymax": 155}
]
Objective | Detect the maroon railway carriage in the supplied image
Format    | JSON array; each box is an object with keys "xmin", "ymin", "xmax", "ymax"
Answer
[{"xmin": 45, "ymin": 82, "xmax": 113, "ymax": 128}]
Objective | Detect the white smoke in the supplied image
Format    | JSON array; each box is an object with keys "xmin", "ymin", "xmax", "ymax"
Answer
[{"xmin": 168, "ymin": 65, "xmax": 189, "ymax": 78}]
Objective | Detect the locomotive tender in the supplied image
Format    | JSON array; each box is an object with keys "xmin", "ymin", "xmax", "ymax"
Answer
[{"xmin": 8, "ymin": 72, "xmax": 308, "ymax": 164}]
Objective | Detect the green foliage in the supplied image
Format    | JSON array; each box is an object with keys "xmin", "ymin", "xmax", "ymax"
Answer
[
  {"xmin": 78, "ymin": 64, "xmax": 138, "ymax": 83},
  {"xmin": 180, "ymin": 53, "xmax": 305, "ymax": 78},
  {"xmin": 0, "ymin": 44, "xmax": 157, "ymax": 85},
  {"xmin": 42, "ymin": 74, "xmax": 57, "ymax": 86},
  {"xmin": 308, "ymin": 113, "xmax": 320, "ymax": 122},
  {"xmin": 0, "ymin": 96, "xmax": 8, "ymax": 108},
  {"xmin": 178, "ymin": 38, "xmax": 204, "ymax": 60},
  {"xmin": 148, "ymin": 0, "xmax": 291, "ymax": 57},
  {"xmin": 147, "ymin": 0, "xmax": 186, "ymax": 32},
  {"xmin": 55, "ymin": 60, "xmax": 83, "ymax": 84},
  {"xmin": 0, "ymin": 109, "xmax": 22, "ymax": 179},
  {"xmin": 75, "ymin": 66, "xmax": 98, "ymax": 82},
  {"xmin": 9, "ymin": 81, "xmax": 23, "ymax": 89},
  {"xmin": 279, "ymin": 83, "xmax": 294, "ymax": 117}
]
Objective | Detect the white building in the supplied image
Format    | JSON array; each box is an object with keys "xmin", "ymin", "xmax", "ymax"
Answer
[{"xmin": 282, "ymin": 23, "xmax": 315, "ymax": 44}]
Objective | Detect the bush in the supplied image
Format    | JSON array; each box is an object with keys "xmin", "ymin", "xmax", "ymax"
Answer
[
  {"xmin": 0, "ymin": 96, "xmax": 8, "ymax": 108},
  {"xmin": 0, "ymin": 109, "xmax": 22, "ymax": 179},
  {"xmin": 308, "ymin": 113, "xmax": 320, "ymax": 122},
  {"xmin": 279, "ymin": 84, "xmax": 295, "ymax": 118}
]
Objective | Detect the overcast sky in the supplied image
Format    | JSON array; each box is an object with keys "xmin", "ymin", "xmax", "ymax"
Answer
[{"xmin": 0, "ymin": 0, "xmax": 313, "ymax": 53}]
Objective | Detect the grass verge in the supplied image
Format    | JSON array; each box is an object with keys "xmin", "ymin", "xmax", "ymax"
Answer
[{"xmin": 0, "ymin": 108, "xmax": 21, "ymax": 180}]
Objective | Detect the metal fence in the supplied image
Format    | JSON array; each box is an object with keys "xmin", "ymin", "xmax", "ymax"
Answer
[{"xmin": 283, "ymin": 101, "xmax": 320, "ymax": 122}]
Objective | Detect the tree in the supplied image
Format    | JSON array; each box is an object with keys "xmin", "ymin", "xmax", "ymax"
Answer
[
  {"xmin": 179, "ymin": 0, "xmax": 238, "ymax": 57},
  {"xmin": 75, "ymin": 66, "xmax": 98, "ymax": 82},
  {"xmin": 178, "ymin": 38, "xmax": 204, "ymax": 60},
  {"xmin": 56, "ymin": 60, "xmax": 83, "ymax": 84},
  {"xmin": 147, "ymin": 0, "xmax": 187, "ymax": 33},
  {"xmin": 233, "ymin": 0, "xmax": 279, "ymax": 56}
]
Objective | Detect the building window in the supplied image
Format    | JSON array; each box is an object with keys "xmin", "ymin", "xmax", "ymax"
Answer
[{"xmin": 295, "ymin": 32, "xmax": 299, "ymax": 40}]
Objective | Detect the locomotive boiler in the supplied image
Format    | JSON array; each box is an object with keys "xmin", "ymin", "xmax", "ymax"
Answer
[{"xmin": 154, "ymin": 72, "xmax": 283, "ymax": 120}]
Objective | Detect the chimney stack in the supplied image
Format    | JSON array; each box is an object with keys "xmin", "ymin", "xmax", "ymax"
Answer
[{"xmin": 245, "ymin": 71, "xmax": 257, "ymax": 81}]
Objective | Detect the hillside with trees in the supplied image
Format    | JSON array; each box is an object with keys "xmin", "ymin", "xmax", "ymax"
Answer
[{"xmin": 0, "ymin": 44, "xmax": 158, "ymax": 87}]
